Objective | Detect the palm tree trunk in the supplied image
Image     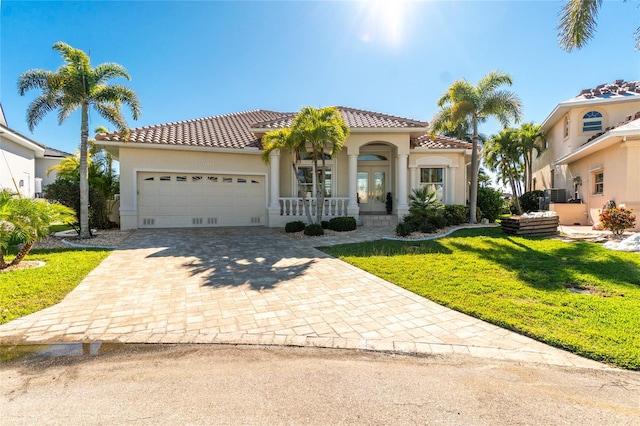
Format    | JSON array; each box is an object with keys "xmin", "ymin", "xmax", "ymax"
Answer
[
  {"xmin": 469, "ymin": 118, "xmax": 479, "ymax": 224},
  {"xmin": 9, "ymin": 240, "xmax": 34, "ymax": 267},
  {"xmin": 79, "ymin": 102, "xmax": 91, "ymax": 239},
  {"xmin": 0, "ymin": 249, "xmax": 7, "ymax": 270},
  {"xmin": 291, "ymin": 162, "xmax": 313, "ymax": 224}
]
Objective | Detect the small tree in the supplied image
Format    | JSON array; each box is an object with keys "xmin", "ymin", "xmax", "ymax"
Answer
[
  {"xmin": 408, "ymin": 186, "xmax": 443, "ymax": 227},
  {"xmin": 0, "ymin": 190, "xmax": 76, "ymax": 270},
  {"xmin": 599, "ymin": 207, "xmax": 637, "ymax": 237}
]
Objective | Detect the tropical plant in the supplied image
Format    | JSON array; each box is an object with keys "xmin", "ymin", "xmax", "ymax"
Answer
[
  {"xmin": 290, "ymin": 106, "xmax": 350, "ymax": 224},
  {"xmin": 0, "ymin": 190, "xmax": 76, "ymax": 270},
  {"xmin": 430, "ymin": 71, "xmax": 522, "ymax": 223},
  {"xmin": 518, "ymin": 123, "xmax": 545, "ymax": 193},
  {"xmin": 262, "ymin": 128, "xmax": 314, "ymax": 224},
  {"xmin": 519, "ymin": 190, "xmax": 545, "ymax": 213},
  {"xmin": 18, "ymin": 41, "xmax": 140, "ymax": 239},
  {"xmin": 477, "ymin": 186, "xmax": 506, "ymax": 222},
  {"xmin": 408, "ymin": 186, "xmax": 443, "ymax": 227},
  {"xmin": 484, "ymin": 128, "xmax": 524, "ymax": 214},
  {"xmin": 599, "ymin": 206, "xmax": 637, "ymax": 237},
  {"xmin": 558, "ymin": 0, "xmax": 640, "ymax": 51}
]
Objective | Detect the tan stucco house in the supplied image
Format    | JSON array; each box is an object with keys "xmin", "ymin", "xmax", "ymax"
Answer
[
  {"xmin": 531, "ymin": 80, "xmax": 640, "ymax": 231},
  {"xmin": 0, "ymin": 103, "xmax": 68, "ymax": 198},
  {"xmin": 96, "ymin": 107, "xmax": 473, "ymax": 229}
]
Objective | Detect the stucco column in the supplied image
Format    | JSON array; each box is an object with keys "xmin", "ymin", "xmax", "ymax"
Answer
[
  {"xmin": 397, "ymin": 154, "xmax": 409, "ymax": 212},
  {"xmin": 269, "ymin": 149, "xmax": 280, "ymax": 209},
  {"xmin": 448, "ymin": 166, "xmax": 457, "ymax": 204},
  {"xmin": 409, "ymin": 165, "xmax": 418, "ymax": 194},
  {"xmin": 347, "ymin": 154, "xmax": 360, "ymax": 217}
]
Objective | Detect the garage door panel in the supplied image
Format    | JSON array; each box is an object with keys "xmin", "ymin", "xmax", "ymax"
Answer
[{"xmin": 137, "ymin": 172, "xmax": 265, "ymax": 228}]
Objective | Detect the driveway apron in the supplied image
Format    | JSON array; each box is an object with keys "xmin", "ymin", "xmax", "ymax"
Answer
[{"xmin": 0, "ymin": 228, "xmax": 606, "ymax": 368}]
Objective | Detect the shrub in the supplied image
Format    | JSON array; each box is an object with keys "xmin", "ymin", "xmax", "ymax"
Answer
[
  {"xmin": 328, "ymin": 216, "xmax": 357, "ymax": 232},
  {"xmin": 477, "ymin": 187, "xmax": 505, "ymax": 222},
  {"xmin": 599, "ymin": 207, "xmax": 636, "ymax": 236},
  {"xmin": 402, "ymin": 215, "xmax": 421, "ymax": 232},
  {"xmin": 304, "ymin": 223, "xmax": 324, "ymax": 236},
  {"xmin": 419, "ymin": 223, "xmax": 438, "ymax": 234},
  {"xmin": 426, "ymin": 212, "xmax": 447, "ymax": 229},
  {"xmin": 395, "ymin": 221, "xmax": 414, "ymax": 237},
  {"xmin": 285, "ymin": 221, "xmax": 305, "ymax": 233},
  {"xmin": 519, "ymin": 190, "xmax": 545, "ymax": 213},
  {"xmin": 443, "ymin": 205, "xmax": 468, "ymax": 226},
  {"xmin": 321, "ymin": 220, "xmax": 330, "ymax": 229},
  {"xmin": 44, "ymin": 178, "xmax": 113, "ymax": 229}
]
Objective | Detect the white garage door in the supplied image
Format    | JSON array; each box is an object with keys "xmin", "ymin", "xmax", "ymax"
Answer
[{"xmin": 137, "ymin": 172, "xmax": 265, "ymax": 228}]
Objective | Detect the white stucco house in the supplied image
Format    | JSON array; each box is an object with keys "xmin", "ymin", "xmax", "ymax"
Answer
[
  {"xmin": 0, "ymin": 104, "xmax": 69, "ymax": 198},
  {"xmin": 531, "ymin": 80, "xmax": 640, "ymax": 231},
  {"xmin": 96, "ymin": 106, "xmax": 474, "ymax": 230}
]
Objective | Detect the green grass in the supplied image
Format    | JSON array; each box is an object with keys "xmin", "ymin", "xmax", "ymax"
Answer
[
  {"xmin": 0, "ymin": 248, "xmax": 111, "ymax": 324},
  {"xmin": 320, "ymin": 228, "xmax": 640, "ymax": 370}
]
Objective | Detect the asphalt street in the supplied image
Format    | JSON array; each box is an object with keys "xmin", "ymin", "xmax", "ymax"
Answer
[{"xmin": 1, "ymin": 344, "xmax": 639, "ymax": 425}]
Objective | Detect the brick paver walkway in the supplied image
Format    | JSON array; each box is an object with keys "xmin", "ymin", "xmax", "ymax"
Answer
[{"xmin": 0, "ymin": 227, "xmax": 607, "ymax": 368}]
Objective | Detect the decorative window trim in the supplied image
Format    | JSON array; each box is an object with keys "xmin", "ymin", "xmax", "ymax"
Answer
[
  {"xmin": 419, "ymin": 167, "xmax": 445, "ymax": 203},
  {"xmin": 563, "ymin": 115, "xmax": 570, "ymax": 140},
  {"xmin": 592, "ymin": 170, "xmax": 604, "ymax": 195}
]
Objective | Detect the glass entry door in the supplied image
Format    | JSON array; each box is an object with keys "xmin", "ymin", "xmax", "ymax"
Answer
[{"xmin": 357, "ymin": 167, "xmax": 387, "ymax": 212}]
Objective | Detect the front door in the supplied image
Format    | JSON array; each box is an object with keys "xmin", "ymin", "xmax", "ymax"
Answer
[{"xmin": 357, "ymin": 167, "xmax": 388, "ymax": 213}]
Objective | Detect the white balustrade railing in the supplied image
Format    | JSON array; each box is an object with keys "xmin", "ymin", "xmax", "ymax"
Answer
[{"xmin": 279, "ymin": 197, "xmax": 349, "ymax": 218}]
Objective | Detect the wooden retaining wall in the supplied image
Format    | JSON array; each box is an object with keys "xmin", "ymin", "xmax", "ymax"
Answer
[{"xmin": 501, "ymin": 215, "xmax": 559, "ymax": 236}]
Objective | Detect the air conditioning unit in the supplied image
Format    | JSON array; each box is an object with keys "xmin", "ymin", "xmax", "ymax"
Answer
[{"xmin": 544, "ymin": 188, "xmax": 566, "ymax": 203}]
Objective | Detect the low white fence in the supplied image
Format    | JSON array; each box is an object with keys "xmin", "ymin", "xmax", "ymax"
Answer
[{"xmin": 279, "ymin": 197, "xmax": 349, "ymax": 218}]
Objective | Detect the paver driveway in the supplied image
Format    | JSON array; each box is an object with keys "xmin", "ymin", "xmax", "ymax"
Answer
[{"xmin": 0, "ymin": 228, "xmax": 606, "ymax": 368}]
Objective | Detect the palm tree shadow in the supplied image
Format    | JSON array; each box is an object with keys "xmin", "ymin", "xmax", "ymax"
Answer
[
  {"xmin": 137, "ymin": 228, "xmax": 319, "ymax": 291},
  {"xmin": 447, "ymin": 235, "xmax": 640, "ymax": 291}
]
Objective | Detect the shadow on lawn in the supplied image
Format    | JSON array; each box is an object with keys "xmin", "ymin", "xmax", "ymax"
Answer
[
  {"xmin": 448, "ymin": 236, "xmax": 640, "ymax": 292},
  {"xmin": 137, "ymin": 227, "xmax": 319, "ymax": 291}
]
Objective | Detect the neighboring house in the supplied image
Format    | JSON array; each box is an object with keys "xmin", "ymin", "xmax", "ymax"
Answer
[
  {"xmin": 96, "ymin": 107, "xmax": 473, "ymax": 229},
  {"xmin": 0, "ymin": 104, "xmax": 69, "ymax": 198},
  {"xmin": 532, "ymin": 80, "xmax": 640, "ymax": 230}
]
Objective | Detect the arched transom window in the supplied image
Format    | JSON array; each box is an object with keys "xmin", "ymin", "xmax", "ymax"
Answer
[{"xmin": 582, "ymin": 111, "xmax": 603, "ymax": 132}]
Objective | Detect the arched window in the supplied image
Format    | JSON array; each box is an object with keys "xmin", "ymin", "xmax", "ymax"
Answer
[{"xmin": 582, "ymin": 111, "xmax": 603, "ymax": 132}]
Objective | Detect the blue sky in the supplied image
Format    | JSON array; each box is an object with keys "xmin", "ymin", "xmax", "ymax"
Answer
[{"xmin": 2, "ymin": 0, "xmax": 639, "ymax": 157}]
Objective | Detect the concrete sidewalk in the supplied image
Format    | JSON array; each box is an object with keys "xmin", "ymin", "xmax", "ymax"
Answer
[{"xmin": 0, "ymin": 227, "xmax": 608, "ymax": 369}]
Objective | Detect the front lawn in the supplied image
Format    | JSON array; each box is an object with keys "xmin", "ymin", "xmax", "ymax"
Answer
[
  {"xmin": 0, "ymin": 248, "xmax": 111, "ymax": 324},
  {"xmin": 321, "ymin": 228, "xmax": 640, "ymax": 370}
]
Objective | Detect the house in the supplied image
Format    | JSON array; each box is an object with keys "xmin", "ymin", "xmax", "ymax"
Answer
[
  {"xmin": 96, "ymin": 107, "xmax": 473, "ymax": 230},
  {"xmin": 0, "ymin": 103, "xmax": 69, "ymax": 198},
  {"xmin": 532, "ymin": 80, "xmax": 640, "ymax": 231}
]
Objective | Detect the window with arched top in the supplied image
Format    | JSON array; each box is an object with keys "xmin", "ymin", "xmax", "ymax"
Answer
[{"xmin": 582, "ymin": 111, "xmax": 603, "ymax": 132}]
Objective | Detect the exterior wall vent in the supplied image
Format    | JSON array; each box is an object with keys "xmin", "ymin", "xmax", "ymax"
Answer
[
  {"xmin": 207, "ymin": 217, "xmax": 217, "ymax": 225},
  {"xmin": 192, "ymin": 218, "xmax": 203, "ymax": 225},
  {"xmin": 251, "ymin": 217, "xmax": 261, "ymax": 224},
  {"xmin": 142, "ymin": 218, "xmax": 155, "ymax": 226}
]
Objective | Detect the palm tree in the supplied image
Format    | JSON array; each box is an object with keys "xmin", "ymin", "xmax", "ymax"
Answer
[
  {"xmin": 431, "ymin": 71, "xmax": 522, "ymax": 223},
  {"xmin": 18, "ymin": 41, "xmax": 140, "ymax": 239},
  {"xmin": 0, "ymin": 190, "xmax": 75, "ymax": 270},
  {"xmin": 484, "ymin": 128, "xmax": 524, "ymax": 214},
  {"xmin": 261, "ymin": 127, "xmax": 314, "ymax": 224},
  {"xmin": 290, "ymin": 107, "xmax": 349, "ymax": 223},
  {"xmin": 517, "ymin": 123, "xmax": 545, "ymax": 193},
  {"xmin": 558, "ymin": 0, "xmax": 640, "ymax": 51}
]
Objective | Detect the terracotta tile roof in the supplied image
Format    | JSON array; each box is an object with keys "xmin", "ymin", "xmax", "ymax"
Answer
[
  {"xmin": 96, "ymin": 110, "xmax": 289, "ymax": 149},
  {"xmin": 96, "ymin": 107, "xmax": 469, "ymax": 152},
  {"xmin": 411, "ymin": 134, "xmax": 473, "ymax": 150},
  {"xmin": 574, "ymin": 79, "xmax": 640, "ymax": 100},
  {"xmin": 251, "ymin": 106, "xmax": 428, "ymax": 129},
  {"xmin": 583, "ymin": 110, "xmax": 640, "ymax": 145}
]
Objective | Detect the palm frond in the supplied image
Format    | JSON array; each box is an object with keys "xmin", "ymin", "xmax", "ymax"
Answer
[
  {"xmin": 25, "ymin": 93, "xmax": 59, "ymax": 131},
  {"xmin": 92, "ymin": 85, "xmax": 141, "ymax": 120},
  {"xmin": 558, "ymin": 0, "xmax": 602, "ymax": 52},
  {"xmin": 93, "ymin": 63, "xmax": 131, "ymax": 85},
  {"xmin": 477, "ymin": 70, "xmax": 513, "ymax": 94},
  {"xmin": 17, "ymin": 69, "xmax": 54, "ymax": 95}
]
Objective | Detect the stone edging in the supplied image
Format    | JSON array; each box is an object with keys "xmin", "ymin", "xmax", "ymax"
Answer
[
  {"xmin": 61, "ymin": 239, "xmax": 118, "ymax": 250},
  {"xmin": 382, "ymin": 223, "xmax": 501, "ymax": 242}
]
